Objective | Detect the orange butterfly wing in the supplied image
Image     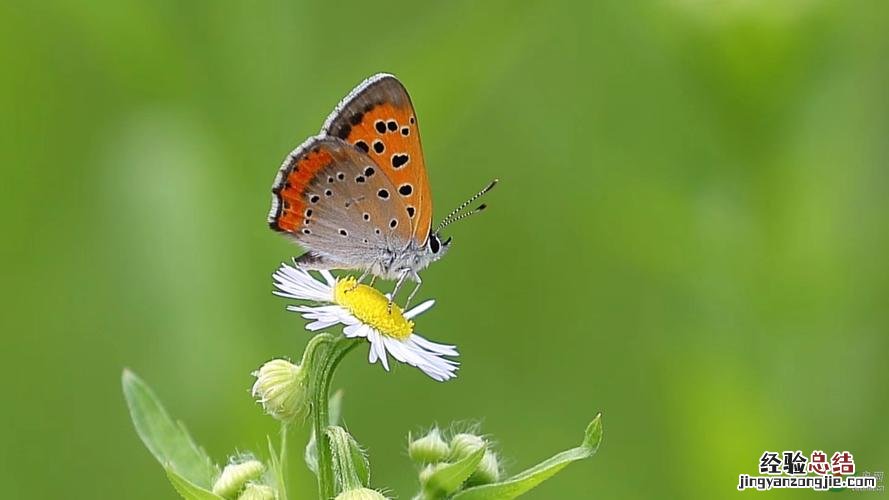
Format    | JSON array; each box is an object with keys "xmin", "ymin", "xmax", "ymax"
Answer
[
  {"xmin": 321, "ymin": 74, "xmax": 433, "ymax": 245},
  {"xmin": 268, "ymin": 142, "xmax": 336, "ymax": 234}
]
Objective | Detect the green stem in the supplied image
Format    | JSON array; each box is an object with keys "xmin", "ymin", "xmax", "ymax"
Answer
[
  {"xmin": 310, "ymin": 335, "xmax": 360, "ymax": 499},
  {"xmin": 279, "ymin": 424, "xmax": 288, "ymax": 500}
]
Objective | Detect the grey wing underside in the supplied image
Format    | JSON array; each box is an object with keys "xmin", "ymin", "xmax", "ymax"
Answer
[{"xmin": 287, "ymin": 137, "xmax": 410, "ymax": 274}]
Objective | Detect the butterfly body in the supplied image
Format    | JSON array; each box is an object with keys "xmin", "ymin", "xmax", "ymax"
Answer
[{"xmin": 268, "ymin": 74, "xmax": 457, "ymax": 299}]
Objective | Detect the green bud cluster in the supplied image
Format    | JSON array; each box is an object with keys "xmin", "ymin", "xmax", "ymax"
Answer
[
  {"xmin": 212, "ymin": 457, "xmax": 269, "ymax": 499},
  {"xmin": 237, "ymin": 483, "xmax": 276, "ymax": 500},
  {"xmin": 408, "ymin": 428, "xmax": 502, "ymax": 498},
  {"xmin": 334, "ymin": 487, "xmax": 389, "ymax": 500},
  {"xmin": 468, "ymin": 448, "xmax": 501, "ymax": 486}
]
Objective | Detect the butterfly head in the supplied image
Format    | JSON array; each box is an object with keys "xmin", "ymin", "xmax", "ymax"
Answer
[{"xmin": 426, "ymin": 231, "xmax": 452, "ymax": 261}]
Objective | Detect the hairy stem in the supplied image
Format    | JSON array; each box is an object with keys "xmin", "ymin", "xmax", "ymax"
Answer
[
  {"xmin": 310, "ymin": 335, "xmax": 360, "ymax": 499},
  {"xmin": 279, "ymin": 424, "xmax": 288, "ymax": 500}
]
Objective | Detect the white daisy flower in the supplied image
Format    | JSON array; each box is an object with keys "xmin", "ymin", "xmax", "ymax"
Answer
[{"xmin": 272, "ymin": 262, "xmax": 459, "ymax": 381}]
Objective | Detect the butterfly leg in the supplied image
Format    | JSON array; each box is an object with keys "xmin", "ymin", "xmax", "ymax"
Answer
[
  {"xmin": 388, "ymin": 269, "xmax": 410, "ymax": 313},
  {"xmin": 348, "ymin": 268, "xmax": 371, "ymax": 291},
  {"xmin": 356, "ymin": 268, "xmax": 370, "ymax": 283},
  {"xmin": 403, "ymin": 273, "xmax": 422, "ymax": 310}
]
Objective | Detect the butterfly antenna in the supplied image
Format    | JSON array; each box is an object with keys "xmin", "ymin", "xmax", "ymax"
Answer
[
  {"xmin": 438, "ymin": 204, "xmax": 489, "ymax": 230},
  {"xmin": 436, "ymin": 179, "xmax": 498, "ymax": 231}
]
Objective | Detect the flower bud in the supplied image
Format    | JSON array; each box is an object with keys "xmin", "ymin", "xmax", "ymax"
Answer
[
  {"xmin": 251, "ymin": 358, "xmax": 308, "ymax": 423},
  {"xmin": 418, "ymin": 463, "xmax": 446, "ymax": 485},
  {"xmin": 468, "ymin": 450, "xmax": 501, "ymax": 485},
  {"xmin": 237, "ymin": 483, "xmax": 276, "ymax": 500},
  {"xmin": 449, "ymin": 433, "xmax": 486, "ymax": 461},
  {"xmin": 334, "ymin": 487, "xmax": 389, "ymax": 500},
  {"xmin": 212, "ymin": 459, "xmax": 265, "ymax": 498},
  {"xmin": 409, "ymin": 428, "xmax": 450, "ymax": 464}
]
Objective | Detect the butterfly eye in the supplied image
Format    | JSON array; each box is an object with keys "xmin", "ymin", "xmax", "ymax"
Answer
[{"xmin": 429, "ymin": 234, "xmax": 441, "ymax": 254}]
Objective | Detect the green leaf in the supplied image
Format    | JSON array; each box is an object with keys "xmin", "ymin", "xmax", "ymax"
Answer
[
  {"xmin": 165, "ymin": 467, "xmax": 225, "ymax": 500},
  {"xmin": 268, "ymin": 432, "xmax": 287, "ymax": 500},
  {"xmin": 305, "ymin": 390, "xmax": 345, "ymax": 476},
  {"xmin": 326, "ymin": 425, "xmax": 370, "ymax": 493},
  {"xmin": 452, "ymin": 414, "xmax": 603, "ymax": 500},
  {"xmin": 122, "ymin": 369, "xmax": 218, "ymax": 488},
  {"xmin": 348, "ymin": 434, "xmax": 370, "ymax": 488},
  {"xmin": 424, "ymin": 445, "xmax": 487, "ymax": 496}
]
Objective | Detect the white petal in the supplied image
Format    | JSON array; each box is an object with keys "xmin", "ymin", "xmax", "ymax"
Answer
[
  {"xmin": 288, "ymin": 305, "xmax": 359, "ymax": 330},
  {"xmin": 305, "ymin": 319, "xmax": 339, "ymax": 331},
  {"xmin": 272, "ymin": 264, "xmax": 335, "ymax": 302},
  {"xmin": 404, "ymin": 299, "xmax": 435, "ymax": 319},
  {"xmin": 409, "ymin": 333, "xmax": 459, "ymax": 356},
  {"xmin": 320, "ymin": 270, "xmax": 337, "ymax": 288},
  {"xmin": 380, "ymin": 336, "xmax": 411, "ymax": 363},
  {"xmin": 380, "ymin": 335, "xmax": 459, "ymax": 381},
  {"xmin": 293, "ymin": 304, "xmax": 343, "ymax": 317},
  {"xmin": 370, "ymin": 330, "xmax": 390, "ymax": 371},
  {"xmin": 343, "ymin": 324, "xmax": 370, "ymax": 338},
  {"xmin": 339, "ymin": 315, "xmax": 361, "ymax": 326}
]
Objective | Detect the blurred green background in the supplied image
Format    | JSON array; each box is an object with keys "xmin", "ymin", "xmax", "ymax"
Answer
[{"xmin": 2, "ymin": 0, "xmax": 887, "ymax": 498}]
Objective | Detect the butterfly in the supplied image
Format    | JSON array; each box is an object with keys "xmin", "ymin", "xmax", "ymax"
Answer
[{"xmin": 268, "ymin": 73, "xmax": 496, "ymax": 307}]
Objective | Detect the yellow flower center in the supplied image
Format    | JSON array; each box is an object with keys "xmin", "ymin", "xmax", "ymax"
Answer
[{"xmin": 334, "ymin": 277, "xmax": 414, "ymax": 340}]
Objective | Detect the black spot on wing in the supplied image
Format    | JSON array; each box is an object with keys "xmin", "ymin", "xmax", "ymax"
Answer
[{"xmin": 391, "ymin": 154, "xmax": 409, "ymax": 169}]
